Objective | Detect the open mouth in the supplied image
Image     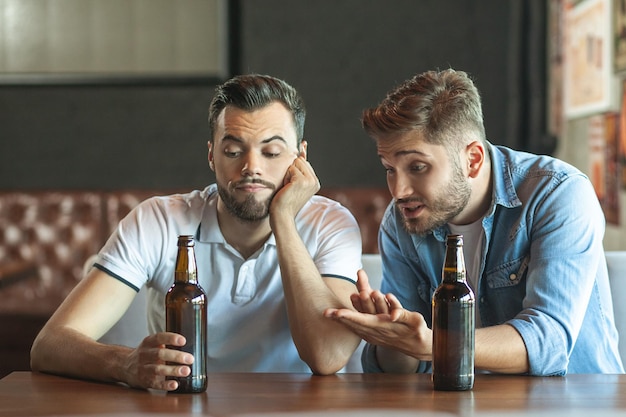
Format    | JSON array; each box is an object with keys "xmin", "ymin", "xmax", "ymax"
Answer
[{"xmin": 397, "ymin": 202, "xmax": 426, "ymax": 219}]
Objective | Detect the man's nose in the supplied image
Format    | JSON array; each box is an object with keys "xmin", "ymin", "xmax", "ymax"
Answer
[
  {"xmin": 389, "ymin": 173, "xmax": 414, "ymax": 200},
  {"xmin": 241, "ymin": 152, "xmax": 262, "ymax": 176}
]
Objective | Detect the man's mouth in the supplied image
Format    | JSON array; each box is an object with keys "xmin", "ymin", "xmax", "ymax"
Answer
[
  {"xmin": 397, "ymin": 201, "xmax": 426, "ymax": 219},
  {"xmin": 233, "ymin": 179, "xmax": 274, "ymax": 193},
  {"xmin": 236, "ymin": 184, "xmax": 267, "ymax": 192}
]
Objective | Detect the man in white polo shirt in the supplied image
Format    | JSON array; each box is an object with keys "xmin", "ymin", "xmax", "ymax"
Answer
[{"xmin": 31, "ymin": 74, "xmax": 363, "ymax": 390}]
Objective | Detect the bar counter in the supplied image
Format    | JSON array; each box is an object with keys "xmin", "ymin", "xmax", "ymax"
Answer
[{"xmin": 1, "ymin": 371, "xmax": 626, "ymax": 416}]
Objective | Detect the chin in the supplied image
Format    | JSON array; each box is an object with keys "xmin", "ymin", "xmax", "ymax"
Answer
[{"xmin": 403, "ymin": 217, "xmax": 446, "ymax": 236}]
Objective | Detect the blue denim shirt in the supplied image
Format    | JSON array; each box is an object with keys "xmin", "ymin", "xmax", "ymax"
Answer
[{"xmin": 363, "ymin": 144, "xmax": 624, "ymax": 375}]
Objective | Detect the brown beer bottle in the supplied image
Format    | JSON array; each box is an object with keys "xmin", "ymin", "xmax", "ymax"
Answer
[
  {"xmin": 432, "ymin": 234, "xmax": 475, "ymax": 391},
  {"xmin": 165, "ymin": 235, "xmax": 207, "ymax": 393}
]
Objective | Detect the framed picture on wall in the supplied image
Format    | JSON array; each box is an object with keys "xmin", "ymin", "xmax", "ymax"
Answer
[
  {"xmin": 0, "ymin": 0, "xmax": 229, "ymax": 85},
  {"xmin": 617, "ymin": 81, "xmax": 626, "ymax": 190},
  {"xmin": 563, "ymin": 0, "xmax": 612, "ymax": 118},
  {"xmin": 548, "ymin": 0, "xmax": 565, "ymax": 139},
  {"xmin": 588, "ymin": 112, "xmax": 620, "ymax": 225},
  {"xmin": 615, "ymin": 0, "xmax": 626, "ymax": 72}
]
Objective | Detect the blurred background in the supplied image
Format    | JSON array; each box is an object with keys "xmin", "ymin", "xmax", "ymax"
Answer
[
  {"xmin": 0, "ymin": 0, "xmax": 625, "ymax": 376},
  {"xmin": 0, "ymin": 0, "xmax": 552, "ymax": 190}
]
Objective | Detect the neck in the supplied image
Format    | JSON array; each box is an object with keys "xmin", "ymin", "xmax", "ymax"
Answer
[
  {"xmin": 472, "ymin": 162, "xmax": 493, "ymax": 220},
  {"xmin": 216, "ymin": 200, "xmax": 272, "ymax": 259},
  {"xmin": 454, "ymin": 158, "xmax": 493, "ymax": 226}
]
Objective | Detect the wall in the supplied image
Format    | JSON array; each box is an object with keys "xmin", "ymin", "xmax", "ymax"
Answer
[
  {"xmin": 0, "ymin": 0, "xmax": 548, "ymax": 190},
  {"xmin": 552, "ymin": 0, "xmax": 626, "ymax": 251},
  {"xmin": 239, "ymin": 0, "xmax": 550, "ymax": 187},
  {"xmin": 0, "ymin": 83, "xmax": 214, "ymax": 190}
]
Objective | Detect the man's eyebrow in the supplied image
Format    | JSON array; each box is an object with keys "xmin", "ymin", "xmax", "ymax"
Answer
[
  {"xmin": 221, "ymin": 135, "xmax": 288, "ymax": 145},
  {"xmin": 378, "ymin": 149, "xmax": 433, "ymax": 158},
  {"xmin": 261, "ymin": 136, "xmax": 288, "ymax": 145},
  {"xmin": 222, "ymin": 135, "xmax": 243, "ymax": 144}
]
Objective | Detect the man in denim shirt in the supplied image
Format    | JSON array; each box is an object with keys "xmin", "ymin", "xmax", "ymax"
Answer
[{"xmin": 325, "ymin": 69, "xmax": 624, "ymax": 375}]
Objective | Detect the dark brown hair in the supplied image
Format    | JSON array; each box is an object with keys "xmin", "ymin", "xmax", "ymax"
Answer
[
  {"xmin": 362, "ymin": 69, "xmax": 486, "ymax": 153},
  {"xmin": 208, "ymin": 74, "xmax": 306, "ymax": 145}
]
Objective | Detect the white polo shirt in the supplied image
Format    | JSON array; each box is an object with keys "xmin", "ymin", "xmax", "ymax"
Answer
[{"xmin": 95, "ymin": 184, "xmax": 362, "ymax": 373}]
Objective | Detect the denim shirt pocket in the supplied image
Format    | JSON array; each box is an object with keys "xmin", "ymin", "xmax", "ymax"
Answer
[
  {"xmin": 483, "ymin": 256, "xmax": 529, "ymax": 324},
  {"xmin": 486, "ymin": 256, "xmax": 528, "ymax": 288}
]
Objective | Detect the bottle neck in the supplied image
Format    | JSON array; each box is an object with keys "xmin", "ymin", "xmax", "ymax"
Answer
[
  {"xmin": 175, "ymin": 246, "xmax": 198, "ymax": 284},
  {"xmin": 442, "ymin": 244, "xmax": 467, "ymax": 283}
]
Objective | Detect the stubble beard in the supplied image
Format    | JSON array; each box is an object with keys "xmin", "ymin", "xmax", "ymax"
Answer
[
  {"xmin": 400, "ymin": 165, "xmax": 471, "ymax": 236},
  {"xmin": 217, "ymin": 179, "xmax": 277, "ymax": 222}
]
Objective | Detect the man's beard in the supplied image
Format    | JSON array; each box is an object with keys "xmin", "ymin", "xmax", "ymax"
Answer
[
  {"xmin": 217, "ymin": 179, "xmax": 277, "ymax": 222},
  {"xmin": 398, "ymin": 164, "xmax": 471, "ymax": 236}
]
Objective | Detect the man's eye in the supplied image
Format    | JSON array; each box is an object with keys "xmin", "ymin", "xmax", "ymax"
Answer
[
  {"xmin": 264, "ymin": 152, "xmax": 281, "ymax": 158},
  {"xmin": 224, "ymin": 150, "xmax": 241, "ymax": 158},
  {"xmin": 410, "ymin": 164, "xmax": 426, "ymax": 172}
]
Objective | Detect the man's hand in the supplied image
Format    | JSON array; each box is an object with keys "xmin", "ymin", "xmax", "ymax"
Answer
[
  {"xmin": 350, "ymin": 269, "xmax": 391, "ymax": 315},
  {"xmin": 269, "ymin": 154, "xmax": 320, "ymax": 221},
  {"xmin": 122, "ymin": 332, "xmax": 195, "ymax": 391},
  {"xmin": 324, "ymin": 270, "xmax": 433, "ymax": 362}
]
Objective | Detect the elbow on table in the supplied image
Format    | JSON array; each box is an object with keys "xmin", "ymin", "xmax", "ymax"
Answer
[
  {"xmin": 306, "ymin": 354, "xmax": 351, "ymax": 376},
  {"xmin": 29, "ymin": 332, "xmax": 47, "ymax": 372},
  {"xmin": 309, "ymin": 363, "xmax": 343, "ymax": 376},
  {"xmin": 29, "ymin": 327, "xmax": 63, "ymax": 373}
]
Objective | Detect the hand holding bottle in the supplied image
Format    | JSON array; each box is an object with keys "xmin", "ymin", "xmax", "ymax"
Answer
[{"xmin": 120, "ymin": 332, "xmax": 195, "ymax": 391}]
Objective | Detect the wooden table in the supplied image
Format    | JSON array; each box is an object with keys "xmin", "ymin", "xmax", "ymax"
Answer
[{"xmin": 2, "ymin": 371, "xmax": 626, "ymax": 416}]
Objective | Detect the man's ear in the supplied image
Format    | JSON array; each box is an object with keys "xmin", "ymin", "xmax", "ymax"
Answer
[
  {"xmin": 466, "ymin": 141, "xmax": 485, "ymax": 179},
  {"xmin": 299, "ymin": 140, "xmax": 308, "ymax": 159},
  {"xmin": 208, "ymin": 141, "xmax": 215, "ymax": 171}
]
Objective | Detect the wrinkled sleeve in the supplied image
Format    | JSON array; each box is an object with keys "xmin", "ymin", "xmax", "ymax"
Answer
[{"xmin": 508, "ymin": 174, "xmax": 605, "ymax": 376}]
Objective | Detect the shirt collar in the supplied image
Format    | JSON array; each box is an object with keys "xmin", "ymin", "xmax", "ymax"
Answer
[{"xmin": 488, "ymin": 142, "xmax": 522, "ymax": 213}]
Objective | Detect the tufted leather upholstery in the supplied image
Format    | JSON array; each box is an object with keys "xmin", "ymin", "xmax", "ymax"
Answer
[
  {"xmin": 0, "ymin": 188, "xmax": 391, "ymax": 316},
  {"xmin": 0, "ymin": 191, "xmax": 105, "ymax": 315},
  {"xmin": 318, "ymin": 188, "xmax": 391, "ymax": 255}
]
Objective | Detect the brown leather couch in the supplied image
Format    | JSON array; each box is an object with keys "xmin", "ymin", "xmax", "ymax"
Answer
[{"xmin": 0, "ymin": 187, "xmax": 390, "ymax": 377}]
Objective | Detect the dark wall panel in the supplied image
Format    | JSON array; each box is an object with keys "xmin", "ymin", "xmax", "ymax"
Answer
[
  {"xmin": 0, "ymin": 84, "xmax": 216, "ymax": 190},
  {"xmin": 0, "ymin": 0, "xmax": 546, "ymax": 190},
  {"xmin": 239, "ymin": 0, "xmax": 543, "ymax": 187}
]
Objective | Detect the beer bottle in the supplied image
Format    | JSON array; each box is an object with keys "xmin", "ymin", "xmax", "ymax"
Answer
[
  {"xmin": 432, "ymin": 234, "xmax": 475, "ymax": 391},
  {"xmin": 165, "ymin": 235, "xmax": 207, "ymax": 393}
]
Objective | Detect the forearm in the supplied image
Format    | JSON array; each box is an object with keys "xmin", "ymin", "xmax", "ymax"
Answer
[
  {"xmin": 272, "ymin": 215, "xmax": 361, "ymax": 374},
  {"xmin": 31, "ymin": 325, "xmax": 131, "ymax": 383},
  {"xmin": 475, "ymin": 324, "xmax": 529, "ymax": 374},
  {"xmin": 369, "ymin": 323, "xmax": 528, "ymax": 374}
]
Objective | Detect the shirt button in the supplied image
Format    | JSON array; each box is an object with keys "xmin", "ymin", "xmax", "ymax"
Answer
[{"xmin": 509, "ymin": 273, "xmax": 517, "ymax": 281}]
